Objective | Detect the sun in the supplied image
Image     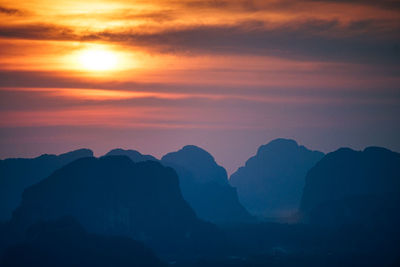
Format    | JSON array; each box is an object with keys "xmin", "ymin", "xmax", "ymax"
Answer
[{"xmin": 79, "ymin": 48, "xmax": 118, "ymax": 71}]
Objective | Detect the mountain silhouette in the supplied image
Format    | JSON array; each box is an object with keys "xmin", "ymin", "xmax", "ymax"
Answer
[
  {"xmin": 161, "ymin": 145, "xmax": 253, "ymax": 224},
  {"xmin": 1, "ymin": 217, "xmax": 164, "ymax": 267},
  {"xmin": 2, "ymin": 145, "xmax": 400, "ymax": 266},
  {"xmin": 229, "ymin": 139, "xmax": 324, "ymax": 218},
  {"xmin": 105, "ymin": 148, "xmax": 158, "ymax": 162},
  {"xmin": 10, "ymin": 155, "xmax": 226, "ymax": 257},
  {"xmin": 300, "ymin": 147, "xmax": 400, "ymax": 227},
  {"xmin": 0, "ymin": 149, "xmax": 93, "ymax": 221}
]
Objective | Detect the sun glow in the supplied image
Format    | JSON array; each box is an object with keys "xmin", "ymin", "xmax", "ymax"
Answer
[{"xmin": 79, "ymin": 48, "xmax": 118, "ymax": 71}]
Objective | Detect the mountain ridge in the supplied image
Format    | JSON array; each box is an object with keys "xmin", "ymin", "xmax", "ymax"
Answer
[
  {"xmin": 0, "ymin": 148, "xmax": 93, "ymax": 221},
  {"xmin": 230, "ymin": 138, "xmax": 324, "ymax": 218},
  {"xmin": 299, "ymin": 146, "xmax": 400, "ymax": 227},
  {"xmin": 10, "ymin": 155, "xmax": 227, "ymax": 257},
  {"xmin": 162, "ymin": 145, "xmax": 253, "ymax": 224}
]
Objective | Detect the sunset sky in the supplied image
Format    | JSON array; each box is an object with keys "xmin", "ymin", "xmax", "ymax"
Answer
[{"xmin": 0, "ymin": 0, "xmax": 399, "ymax": 173}]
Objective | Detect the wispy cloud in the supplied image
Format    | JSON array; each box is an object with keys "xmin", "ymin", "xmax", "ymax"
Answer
[
  {"xmin": 1, "ymin": 18, "xmax": 399, "ymax": 64},
  {"xmin": 0, "ymin": 6, "xmax": 23, "ymax": 15},
  {"xmin": 179, "ymin": 0, "xmax": 400, "ymax": 11},
  {"xmin": 0, "ymin": 24, "xmax": 78, "ymax": 40}
]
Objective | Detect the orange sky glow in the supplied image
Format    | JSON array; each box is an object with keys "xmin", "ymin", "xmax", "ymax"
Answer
[{"xmin": 0, "ymin": 0, "xmax": 399, "ymax": 172}]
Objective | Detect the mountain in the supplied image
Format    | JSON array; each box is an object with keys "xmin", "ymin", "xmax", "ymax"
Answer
[
  {"xmin": 0, "ymin": 149, "xmax": 93, "ymax": 221},
  {"xmin": 161, "ymin": 145, "xmax": 252, "ymax": 224},
  {"xmin": 300, "ymin": 147, "xmax": 400, "ymax": 227},
  {"xmin": 105, "ymin": 148, "xmax": 158, "ymax": 162},
  {"xmin": 1, "ymin": 217, "xmax": 164, "ymax": 267},
  {"xmin": 10, "ymin": 155, "xmax": 225, "ymax": 257},
  {"xmin": 229, "ymin": 139, "xmax": 324, "ymax": 218}
]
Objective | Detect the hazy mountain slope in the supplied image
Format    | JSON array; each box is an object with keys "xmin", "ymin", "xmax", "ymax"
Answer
[
  {"xmin": 230, "ymin": 139, "xmax": 324, "ymax": 218},
  {"xmin": 162, "ymin": 145, "xmax": 253, "ymax": 224},
  {"xmin": 105, "ymin": 148, "xmax": 158, "ymax": 162}
]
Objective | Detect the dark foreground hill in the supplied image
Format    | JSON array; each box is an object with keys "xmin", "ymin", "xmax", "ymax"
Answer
[
  {"xmin": 0, "ymin": 149, "xmax": 93, "ymax": 221},
  {"xmin": 230, "ymin": 139, "xmax": 324, "ymax": 218},
  {"xmin": 300, "ymin": 147, "xmax": 400, "ymax": 228},
  {"xmin": 9, "ymin": 156, "xmax": 226, "ymax": 258},
  {"xmin": 162, "ymin": 145, "xmax": 253, "ymax": 224},
  {"xmin": 1, "ymin": 217, "xmax": 164, "ymax": 267}
]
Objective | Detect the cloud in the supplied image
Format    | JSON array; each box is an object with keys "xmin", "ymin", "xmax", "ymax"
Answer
[
  {"xmin": 0, "ymin": 24, "xmax": 78, "ymax": 40},
  {"xmin": 179, "ymin": 0, "xmax": 400, "ymax": 11},
  {"xmin": 0, "ymin": 6, "xmax": 23, "ymax": 15},
  {"xmin": 96, "ymin": 20, "xmax": 400, "ymax": 64},
  {"xmin": 309, "ymin": 0, "xmax": 400, "ymax": 10},
  {"xmin": 111, "ymin": 9, "xmax": 177, "ymax": 23},
  {"xmin": 1, "ymin": 17, "xmax": 398, "ymax": 65}
]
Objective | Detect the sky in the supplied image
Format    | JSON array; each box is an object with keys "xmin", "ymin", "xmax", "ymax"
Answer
[{"xmin": 0, "ymin": 0, "xmax": 399, "ymax": 174}]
